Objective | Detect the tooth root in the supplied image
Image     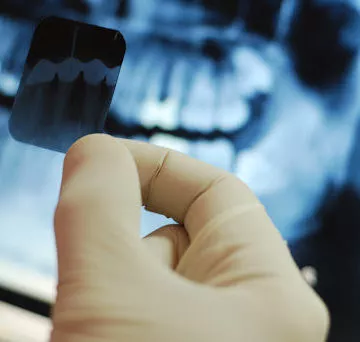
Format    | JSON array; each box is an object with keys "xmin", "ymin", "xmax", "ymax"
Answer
[
  {"xmin": 181, "ymin": 61, "xmax": 216, "ymax": 132},
  {"xmin": 10, "ymin": 79, "xmax": 46, "ymax": 144},
  {"xmin": 111, "ymin": 39, "xmax": 144, "ymax": 122},
  {"xmin": 106, "ymin": 66, "xmax": 121, "ymax": 86},
  {"xmin": 126, "ymin": 44, "xmax": 160, "ymax": 124},
  {"xmin": 25, "ymin": 60, "xmax": 56, "ymax": 85},
  {"xmin": 138, "ymin": 50, "xmax": 173, "ymax": 129}
]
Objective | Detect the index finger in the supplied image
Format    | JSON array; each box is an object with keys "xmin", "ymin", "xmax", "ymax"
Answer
[
  {"xmin": 121, "ymin": 139, "xmax": 302, "ymax": 284},
  {"xmin": 121, "ymin": 139, "xmax": 258, "ymax": 229}
]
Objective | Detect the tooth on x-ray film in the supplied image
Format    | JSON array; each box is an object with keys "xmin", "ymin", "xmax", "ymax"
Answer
[
  {"xmin": 25, "ymin": 58, "xmax": 121, "ymax": 86},
  {"xmin": 9, "ymin": 16, "xmax": 126, "ymax": 153}
]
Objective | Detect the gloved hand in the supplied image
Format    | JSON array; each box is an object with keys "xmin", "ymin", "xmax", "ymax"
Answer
[{"xmin": 50, "ymin": 134, "xmax": 329, "ymax": 342}]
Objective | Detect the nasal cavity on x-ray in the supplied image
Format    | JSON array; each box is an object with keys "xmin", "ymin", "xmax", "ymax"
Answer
[{"xmin": 9, "ymin": 16, "xmax": 126, "ymax": 153}]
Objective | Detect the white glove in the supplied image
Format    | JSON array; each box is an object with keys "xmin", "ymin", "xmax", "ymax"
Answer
[{"xmin": 50, "ymin": 134, "xmax": 329, "ymax": 342}]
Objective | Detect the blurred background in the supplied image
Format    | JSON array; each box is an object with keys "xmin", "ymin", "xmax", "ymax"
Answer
[{"xmin": 0, "ymin": 0, "xmax": 360, "ymax": 341}]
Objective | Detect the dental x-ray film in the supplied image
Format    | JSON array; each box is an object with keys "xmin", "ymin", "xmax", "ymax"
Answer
[{"xmin": 10, "ymin": 16, "xmax": 125, "ymax": 152}]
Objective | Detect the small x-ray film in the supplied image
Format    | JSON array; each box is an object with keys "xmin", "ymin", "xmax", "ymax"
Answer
[{"xmin": 9, "ymin": 16, "xmax": 126, "ymax": 152}]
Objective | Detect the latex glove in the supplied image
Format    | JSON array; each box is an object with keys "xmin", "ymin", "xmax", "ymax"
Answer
[{"xmin": 51, "ymin": 134, "xmax": 329, "ymax": 342}]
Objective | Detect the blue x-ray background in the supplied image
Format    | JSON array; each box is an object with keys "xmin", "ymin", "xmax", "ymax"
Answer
[{"xmin": 0, "ymin": 0, "xmax": 360, "ymax": 341}]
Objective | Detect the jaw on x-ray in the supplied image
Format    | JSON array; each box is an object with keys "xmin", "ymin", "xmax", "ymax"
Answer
[
  {"xmin": 2, "ymin": 0, "xmax": 360, "ymax": 261},
  {"xmin": 1, "ymin": 0, "xmax": 360, "ymax": 255}
]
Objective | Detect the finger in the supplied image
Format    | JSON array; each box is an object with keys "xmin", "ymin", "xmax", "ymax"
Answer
[
  {"xmin": 142, "ymin": 225, "xmax": 190, "ymax": 269},
  {"xmin": 121, "ymin": 139, "xmax": 306, "ymax": 286},
  {"xmin": 121, "ymin": 139, "xmax": 259, "ymax": 237},
  {"xmin": 52, "ymin": 135, "xmax": 192, "ymax": 341},
  {"xmin": 54, "ymin": 134, "xmax": 143, "ymax": 285}
]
